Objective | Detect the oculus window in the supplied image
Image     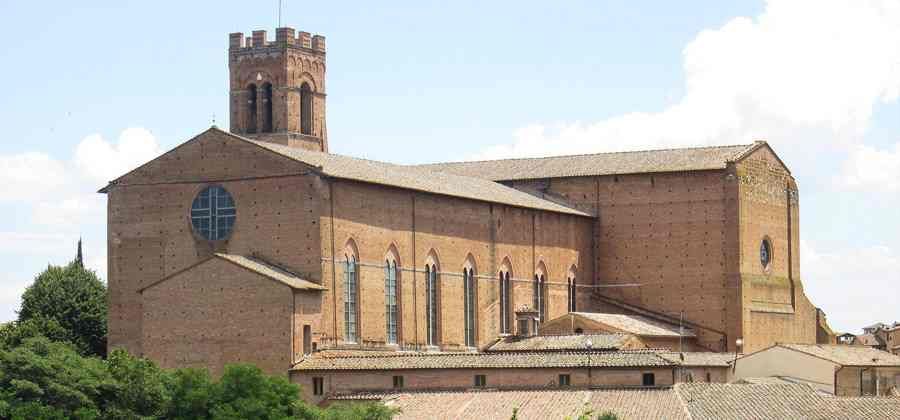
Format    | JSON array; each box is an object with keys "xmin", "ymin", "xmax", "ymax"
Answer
[
  {"xmin": 760, "ymin": 238, "xmax": 772, "ymax": 270},
  {"xmin": 191, "ymin": 186, "xmax": 236, "ymax": 241}
]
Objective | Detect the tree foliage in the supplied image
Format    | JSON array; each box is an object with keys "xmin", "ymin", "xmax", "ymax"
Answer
[
  {"xmin": 0, "ymin": 337, "xmax": 394, "ymax": 420},
  {"xmin": 17, "ymin": 262, "xmax": 107, "ymax": 357}
]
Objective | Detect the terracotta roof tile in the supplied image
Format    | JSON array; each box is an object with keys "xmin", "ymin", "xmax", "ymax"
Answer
[
  {"xmin": 779, "ymin": 343, "xmax": 900, "ymax": 366},
  {"xmin": 330, "ymin": 388, "xmax": 690, "ymax": 420},
  {"xmin": 292, "ymin": 350, "xmax": 674, "ymax": 371},
  {"xmin": 487, "ymin": 334, "xmax": 631, "ymax": 352},
  {"xmin": 214, "ymin": 253, "xmax": 326, "ymax": 290},
  {"xmin": 571, "ymin": 312, "xmax": 695, "ymax": 337},
  {"xmin": 658, "ymin": 352, "xmax": 735, "ymax": 367},
  {"xmin": 416, "ymin": 143, "xmax": 757, "ymax": 181},
  {"xmin": 232, "ymin": 132, "xmax": 591, "ymax": 217},
  {"xmin": 676, "ymin": 383, "xmax": 900, "ymax": 420}
]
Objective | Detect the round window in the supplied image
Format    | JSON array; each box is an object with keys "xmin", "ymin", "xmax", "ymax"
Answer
[
  {"xmin": 190, "ymin": 186, "xmax": 236, "ymax": 241},
  {"xmin": 760, "ymin": 239, "xmax": 772, "ymax": 270}
]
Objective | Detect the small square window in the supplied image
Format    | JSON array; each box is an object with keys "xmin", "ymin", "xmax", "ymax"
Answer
[
  {"xmin": 642, "ymin": 373, "xmax": 655, "ymax": 387},
  {"xmin": 393, "ymin": 375, "xmax": 404, "ymax": 389},
  {"xmin": 558, "ymin": 374, "xmax": 571, "ymax": 387},
  {"xmin": 474, "ymin": 374, "xmax": 487, "ymax": 388},
  {"xmin": 313, "ymin": 377, "xmax": 324, "ymax": 396}
]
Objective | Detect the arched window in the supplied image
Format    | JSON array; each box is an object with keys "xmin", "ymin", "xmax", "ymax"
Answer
[
  {"xmin": 534, "ymin": 263, "xmax": 547, "ymax": 322},
  {"xmin": 384, "ymin": 258, "xmax": 399, "ymax": 345},
  {"xmin": 300, "ymin": 82, "xmax": 313, "ymax": 135},
  {"xmin": 567, "ymin": 266, "xmax": 577, "ymax": 313},
  {"xmin": 463, "ymin": 258, "xmax": 477, "ymax": 348},
  {"xmin": 261, "ymin": 83, "xmax": 273, "ymax": 133},
  {"xmin": 425, "ymin": 262, "xmax": 439, "ymax": 346},
  {"xmin": 499, "ymin": 262, "xmax": 512, "ymax": 335},
  {"xmin": 343, "ymin": 251, "xmax": 358, "ymax": 343},
  {"xmin": 246, "ymin": 84, "xmax": 258, "ymax": 134}
]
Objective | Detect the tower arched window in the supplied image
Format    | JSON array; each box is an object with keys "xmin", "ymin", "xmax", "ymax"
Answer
[
  {"xmin": 246, "ymin": 84, "xmax": 258, "ymax": 134},
  {"xmin": 384, "ymin": 257, "xmax": 400, "ymax": 345},
  {"xmin": 463, "ymin": 264, "xmax": 477, "ymax": 348},
  {"xmin": 300, "ymin": 82, "xmax": 313, "ymax": 135},
  {"xmin": 425, "ymin": 262, "xmax": 439, "ymax": 346},
  {"xmin": 261, "ymin": 83, "xmax": 273, "ymax": 133},
  {"xmin": 344, "ymin": 253, "xmax": 358, "ymax": 343}
]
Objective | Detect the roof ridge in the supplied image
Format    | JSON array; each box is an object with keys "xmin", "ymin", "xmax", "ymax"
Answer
[{"xmin": 417, "ymin": 142, "xmax": 755, "ymax": 167}]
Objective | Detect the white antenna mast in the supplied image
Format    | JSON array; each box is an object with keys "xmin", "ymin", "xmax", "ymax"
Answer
[{"xmin": 278, "ymin": 0, "xmax": 283, "ymax": 27}]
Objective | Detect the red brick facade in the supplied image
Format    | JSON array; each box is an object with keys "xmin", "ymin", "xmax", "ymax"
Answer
[{"xmin": 104, "ymin": 27, "xmax": 820, "ymax": 381}]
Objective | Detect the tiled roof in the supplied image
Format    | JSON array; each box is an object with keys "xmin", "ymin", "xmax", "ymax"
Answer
[
  {"xmin": 292, "ymin": 350, "xmax": 674, "ymax": 371},
  {"xmin": 416, "ymin": 143, "xmax": 759, "ymax": 181},
  {"xmin": 571, "ymin": 312, "xmax": 695, "ymax": 337},
  {"xmin": 231, "ymin": 132, "xmax": 591, "ymax": 217},
  {"xmin": 658, "ymin": 352, "xmax": 734, "ymax": 367},
  {"xmin": 779, "ymin": 343, "xmax": 900, "ymax": 366},
  {"xmin": 330, "ymin": 388, "xmax": 690, "ymax": 420},
  {"xmin": 676, "ymin": 383, "xmax": 900, "ymax": 420},
  {"xmin": 214, "ymin": 253, "xmax": 326, "ymax": 291},
  {"xmin": 854, "ymin": 333, "xmax": 885, "ymax": 347},
  {"xmin": 487, "ymin": 334, "xmax": 631, "ymax": 352}
]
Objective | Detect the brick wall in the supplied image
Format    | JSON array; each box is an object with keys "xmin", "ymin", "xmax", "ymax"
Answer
[
  {"xmin": 142, "ymin": 257, "xmax": 298, "ymax": 376},
  {"xmin": 318, "ymin": 179, "xmax": 594, "ymax": 350},
  {"xmin": 292, "ymin": 366, "xmax": 675, "ymax": 404},
  {"xmin": 735, "ymin": 145, "xmax": 816, "ymax": 352},
  {"xmin": 107, "ymin": 129, "xmax": 323, "ymax": 357},
  {"xmin": 506, "ymin": 170, "xmax": 735, "ymax": 351}
]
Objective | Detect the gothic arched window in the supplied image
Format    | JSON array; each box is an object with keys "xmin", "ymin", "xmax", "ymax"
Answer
[
  {"xmin": 499, "ymin": 266, "xmax": 512, "ymax": 334},
  {"xmin": 300, "ymin": 82, "xmax": 313, "ymax": 135},
  {"xmin": 425, "ymin": 262, "xmax": 439, "ymax": 346},
  {"xmin": 463, "ymin": 264, "xmax": 477, "ymax": 347},
  {"xmin": 246, "ymin": 84, "xmax": 258, "ymax": 134},
  {"xmin": 384, "ymin": 256, "xmax": 400, "ymax": 345},
  {"xmin": 344, "ymin": 252, "xmax": 358, "ymax": 343},
  {"xmin": 261, "ymin": 83, "xmax": 273, "ymax": 133}
]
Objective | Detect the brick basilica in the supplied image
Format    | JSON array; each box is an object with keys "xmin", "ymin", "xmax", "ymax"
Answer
[{"xmin": 102, "ymin": 27, "xmax": 828, "ymax": 398}]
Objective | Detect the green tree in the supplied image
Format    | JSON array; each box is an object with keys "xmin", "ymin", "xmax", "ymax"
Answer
[
  {"xmin": 18, "ymin": 262, "xmax": 107, "ymax": 357},
  {"xmin": 207, "ymin": 364, "xmax": 303, "ymax": 420}
]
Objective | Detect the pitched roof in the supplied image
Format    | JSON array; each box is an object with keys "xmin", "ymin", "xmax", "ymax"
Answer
[
  {"xmin": 675, "ymin": 383, "xmax": 900, "ymax": 420},
  {"xmin": 778, "ymin": 343, "xmax": 900, "ymax": 366},
  {"xmin": 570, "ymin": 312, "xmax": 695, "ymax": 337},
  {"xmin": 214, "ymin": 253, "xmax": 326, "ymax": 291},
  {"xmin": 329, "ymin": 388, "xmax": 690, "ymax": 420},
  {"xmin": 416, "ymin": 143, "xmax": 760, "ymax": 181},
  {"xmin": 486, "ymin": 334, "xmax": 632, "ymax": 352},
  {"xmin": 854, "ymin": 333, "xmax": 886, "ymax": 347},
  {"xmin": 658, "ymin": 352, "xmax": 735, "ymax": 367},
  {"xmin": 233, "ymin": 132, "xmax": 591, "ymax": 217},
  {"xmin": 291, "ymin": 350, "xmax": 674, "ymax": 371}
]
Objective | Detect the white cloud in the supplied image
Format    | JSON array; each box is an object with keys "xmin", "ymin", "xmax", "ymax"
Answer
[
  {"xmin": 74, "ymin": 127, "xmax": 162, "ymax": 183},
  {"xmin": 836, "ymin": 142, "xmax": 900, "ymax": 192},
  {"xmin": 801, "ymin": 240, "xmax": 900, "ymax": 333},
  {"xmin": 474, "ymin": 0, "xmax": 900, "ymax": 161},
  {"xmin": 32, "ymin": 194, "xmax": 106, "ymax": 228},
  {"xmin": 0, "ymin": 152, "xmax": 68, "ymax": 201}
]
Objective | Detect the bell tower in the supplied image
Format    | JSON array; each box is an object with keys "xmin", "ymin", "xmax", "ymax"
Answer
[{"xmin": 228, "ymin": 27, "xmax": 328, "ymax": 152}]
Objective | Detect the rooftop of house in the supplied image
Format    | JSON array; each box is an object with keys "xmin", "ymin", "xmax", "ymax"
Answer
[
  {"xmin": 486, "ymin": 333, "xmax": 633, "ymax": 352},
  {"xmin": 567, "ymin": 312, "xmax": 696, "ymax": 337},
  {"xmin": 415, "ymin": 142, "xmax": 766, "ymax": 181},
  {"xmin": 329, "ymin": 388, "xmax": 689, "ymax": 420},
  {"xmin": 328, "ymin": 383, "xmax": 900, "ymax": 420},
  {"xmin": 292, "ymin": 349, "xmax": 676, "ymax": 371},
  {"xmin": 776, "ymin": 343, "xmax": 900, "ymax": 367}
]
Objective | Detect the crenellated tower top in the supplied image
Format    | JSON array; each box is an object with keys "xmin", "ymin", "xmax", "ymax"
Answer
[{"xmin": 228, "ymin": 27, "xmax": 328, "ymax": 152}]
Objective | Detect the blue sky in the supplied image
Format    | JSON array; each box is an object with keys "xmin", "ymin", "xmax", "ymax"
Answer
[{"xmin": 1, "ymin": 0, "xmax": 898, "ymax": 333}]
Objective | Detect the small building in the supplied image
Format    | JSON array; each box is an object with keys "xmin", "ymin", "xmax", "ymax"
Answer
[
  {"xmin": 539, "ymin": 312, "xmax": 700, "ymax": 351},
  {"xmin": 291, "ymin": 349, "xmax": 679, "ymax": 404},
  {"xmin": 733, "ymin": 343, "xmax": 900, "ymax": 396},
  {"xmin": 836, "ymin": 332, "xmax": 856, "ymax": 345}
]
